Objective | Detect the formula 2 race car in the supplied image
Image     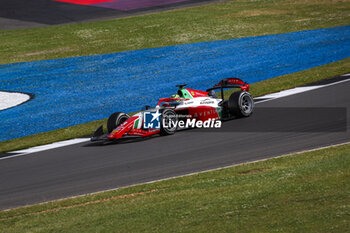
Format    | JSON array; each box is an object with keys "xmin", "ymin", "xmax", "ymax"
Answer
[{"xmin": 91, "ymin": 78, "xmax": 254, "ymax": 142}]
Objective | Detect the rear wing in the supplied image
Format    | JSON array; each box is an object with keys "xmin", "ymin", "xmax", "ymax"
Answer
[{"xmin": 206, "ymin": 78, "xmax": 249, "ymax": 100}]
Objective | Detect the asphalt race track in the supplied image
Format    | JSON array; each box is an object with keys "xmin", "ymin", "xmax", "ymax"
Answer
[
  {"xmin": 0, "ymin": 79, "xmax": 349, "ymax": 210},
  {"xmin": 0, "ymin": 0, "xmax": 226, "ymax": 30}
]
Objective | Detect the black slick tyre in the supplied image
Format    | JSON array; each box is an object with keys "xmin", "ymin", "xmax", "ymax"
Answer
[
  {"xmin": 107, "ymin": 112, "xmax": 130, "ymax": 133},
  {"xmin": 160, "ymin": 109, "xmax": 177, "ymax": 136},
  {"xmin": 228, "ymin": 91, "xmax": 254, "ymax": 117}
]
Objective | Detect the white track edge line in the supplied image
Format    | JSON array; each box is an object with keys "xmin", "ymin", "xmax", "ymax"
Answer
[
  {"xmin": 255, "ymin": 76, "xmax": 350, "ymax": 104},
  {"xmin": 0, "ymin": 138, "xmax": 90, "ymax": 160},
  {"xmin": 3, "ymin": 140, "xmax": 349, "ymax": 212}
]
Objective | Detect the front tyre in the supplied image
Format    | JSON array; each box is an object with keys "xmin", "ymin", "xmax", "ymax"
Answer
[
  {"xmin": 228, "ymin": 91, "xmax": 254, "ymax": 118},
  {"xmin": 107, "ymin": 112, "xmax": 130, "ymax": 133},
  {"xmin": 160, "ymin": 109, "xmax": 177, "ymax": 136}
]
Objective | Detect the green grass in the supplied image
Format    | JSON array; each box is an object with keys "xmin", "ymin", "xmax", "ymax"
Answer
[
  {"xmin": 1, "ymin": 57, "xmax": 349, "ymax": 154},
  {"xmin": 1, "ymin": 142, "xmax": 349, "ymax": 232},
  {"xmin": 0, "ymin": 0, "xmax": 349, "ymax": 64}
]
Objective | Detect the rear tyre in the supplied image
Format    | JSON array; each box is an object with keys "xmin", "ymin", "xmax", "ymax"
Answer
[
  {"xmin": 160, "ymin": 109, "xmax": 177, "ymax": 136},
  {"xmin": 228, "ymin": 91, "xmax": 254, "ymax": 117},
  {"xmin": 107, "ymin": 112, "xmax": 130, "ymax": 133}
]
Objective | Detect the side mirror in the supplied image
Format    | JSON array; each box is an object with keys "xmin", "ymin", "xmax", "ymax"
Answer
[{"xmin": 208, "ymin": 90, "xmax": 218, "ymax": 98}]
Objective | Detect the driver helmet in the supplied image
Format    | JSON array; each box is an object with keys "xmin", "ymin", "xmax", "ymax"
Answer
[
  {"xmin": 171, "ymin": 94, "xmax": 180, "ymax": 99},
  {"xmin": 170, "ymin": 94, "xmax": 181, "ymax": 104}
]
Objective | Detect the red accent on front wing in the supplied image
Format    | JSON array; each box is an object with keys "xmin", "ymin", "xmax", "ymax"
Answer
[
  {"xmin": 108, "ymin": 116, "xmax": 137, "ymax": 139},
  {"xmin": 107, "ymin": 116, "xmax": 160, "ymax": 139},
  {"xmin": 128, "ymin": 128, "xmax": 160, "ymax": 136}
]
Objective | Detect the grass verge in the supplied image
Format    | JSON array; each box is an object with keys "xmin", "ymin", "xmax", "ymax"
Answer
[
  {"xmin": 0, "ymin": 143, "xmax": 349, "ymax": 232},
  {"xmin": 1, "ymin": 57, "xmax": 349, "ymax": 154},
  {"xmin": 0, "ymin": 0, "xmax": 349, "ymax": 64}
]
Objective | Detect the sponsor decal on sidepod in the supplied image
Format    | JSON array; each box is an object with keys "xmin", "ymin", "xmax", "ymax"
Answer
[{"xmin": 143, "ymin": 110, "xmax": 221, "ymax": 129}]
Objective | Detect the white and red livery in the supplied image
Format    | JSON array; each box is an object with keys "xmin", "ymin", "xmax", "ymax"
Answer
[{"xmin": 91, "ymin": 78, "xmax": 254, "ymax": 142}]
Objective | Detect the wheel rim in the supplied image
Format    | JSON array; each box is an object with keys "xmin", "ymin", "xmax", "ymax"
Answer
[
  {"xmin": 162, "ymin": 111, "xmax": 177, "ymax": 132},
  {"xmin": 240, "ymin": 94, "xmax": 253, "ymax": 114},
  {"xmin": 117, "ymin": 115, "xmax": 128, "ymax": 126}
]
